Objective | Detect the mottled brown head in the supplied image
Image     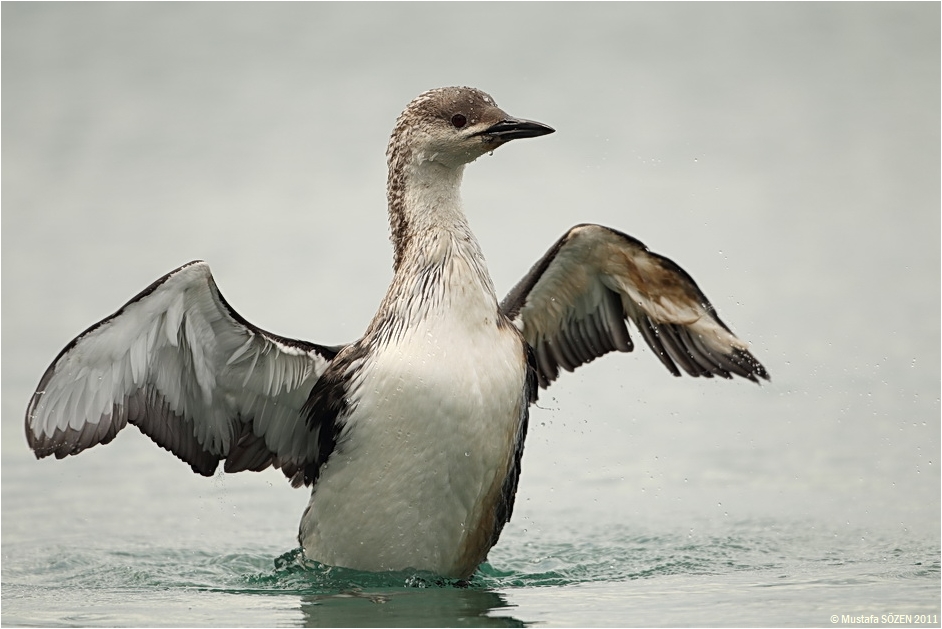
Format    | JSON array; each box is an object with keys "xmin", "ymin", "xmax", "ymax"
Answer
[
  {"xmin": 387, "ymin": 86, "xmax": 554, "ymax": 170},
  {"xmin": 385, "ymin": 87, "xmax": 554, "ymax": 271}
]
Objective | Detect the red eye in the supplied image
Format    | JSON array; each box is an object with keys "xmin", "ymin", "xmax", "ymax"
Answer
[{"xmin": 451, "ymin": 114, "xmax": 467, "ymax": 128}]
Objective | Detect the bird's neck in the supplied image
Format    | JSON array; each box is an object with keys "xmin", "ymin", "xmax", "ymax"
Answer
[
  {"xmin": 370, "ymin": 154, "xmax": 497, "ymax": 342},
  {"xmin": 387, "ymin": 158, "xmax": 476, "ymax": 271}
]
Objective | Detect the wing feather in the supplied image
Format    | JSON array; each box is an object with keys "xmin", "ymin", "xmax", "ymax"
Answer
[
  {"xmin": 25, "ymin": 261, "xmax": 343, "ymax": 483},
  {"xmin": 500, "ymin": 224, "xmax": 768, "ymax": 387}
]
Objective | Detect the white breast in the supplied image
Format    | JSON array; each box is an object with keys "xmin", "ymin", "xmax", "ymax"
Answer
[{"xmin": 298, "ymin": 250, "xmax": 527, "ymax": 577}]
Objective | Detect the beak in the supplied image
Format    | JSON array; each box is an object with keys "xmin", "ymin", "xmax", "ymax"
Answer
[{"xmin": 475, "ymin": 118, "xmax": 555, "ymax": 141}]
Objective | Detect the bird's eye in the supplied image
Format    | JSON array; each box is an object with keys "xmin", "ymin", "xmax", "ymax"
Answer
[{"xmin": 451, "ymin": 114, "xmax": 467, "ymax": 128}]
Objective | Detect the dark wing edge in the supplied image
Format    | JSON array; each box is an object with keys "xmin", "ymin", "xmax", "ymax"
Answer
[
  {"xmin": 490, "ymin": 343, "xmax": 538, "ymax": 546},
  {"xmin": 500, "ymin": 224, "xmax": 769, "ymax": 389},
  {"xmin": 25, "ymin": 261, "xmax": 345, "ymax": 486}
]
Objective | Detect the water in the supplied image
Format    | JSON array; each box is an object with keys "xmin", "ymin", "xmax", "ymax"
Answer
[{"xmin": 2, "ymin": 3, "xmax": 939, "ymax": 626}]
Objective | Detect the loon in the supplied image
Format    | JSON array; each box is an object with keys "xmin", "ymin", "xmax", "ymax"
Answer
[{"xmin": 25, "ymin": 86, "xmax": 769, "ymax": 579}]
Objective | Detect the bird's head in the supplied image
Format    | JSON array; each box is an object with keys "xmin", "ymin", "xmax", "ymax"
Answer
[{"xmin": 388, "ymin": 86, "xmax": 554, "ymax": 171}]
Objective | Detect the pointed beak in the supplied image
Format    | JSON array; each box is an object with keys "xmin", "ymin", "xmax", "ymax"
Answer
[{"xmin": 475, "ymin": 118, "xmax": 555, "ymax": 142}]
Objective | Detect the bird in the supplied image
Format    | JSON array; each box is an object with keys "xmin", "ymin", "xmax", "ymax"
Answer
[{"xmin": 25, "ymin": 86, "xmax": 769, "ymax": 579}]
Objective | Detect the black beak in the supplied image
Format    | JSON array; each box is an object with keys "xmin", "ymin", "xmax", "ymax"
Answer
[{"xmin": 475, "ymin": 118, "xmax": 555, "ymax": 141}]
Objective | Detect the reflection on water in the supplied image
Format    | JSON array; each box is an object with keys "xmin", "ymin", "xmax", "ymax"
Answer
[{"xmin": 298, "ymin": 588, "xmax": 524, "ymax": 628}]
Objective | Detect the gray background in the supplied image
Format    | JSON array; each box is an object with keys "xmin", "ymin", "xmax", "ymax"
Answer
[{"xmin": 3, "ymin": 3, "xmax": 939, "ymax": 626}]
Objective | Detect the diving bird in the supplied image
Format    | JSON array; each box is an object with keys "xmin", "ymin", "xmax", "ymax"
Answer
[{"xmin": 25, "ymin": 86, "xmax": 768, "ymax": 579}]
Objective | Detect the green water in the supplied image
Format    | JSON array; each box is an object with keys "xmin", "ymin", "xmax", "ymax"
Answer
[{"xmin": 4, "ymin": 516, "xmax": 938, "ymax": 626}]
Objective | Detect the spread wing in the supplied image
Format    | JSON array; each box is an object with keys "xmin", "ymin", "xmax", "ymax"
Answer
[
  {"xmin": 25, "ymin": 260, "xmax": 344, "ymax": 486},
  {"xmin": 500, "ymin": 224, "xmax": 769, "ymax": 388}
]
